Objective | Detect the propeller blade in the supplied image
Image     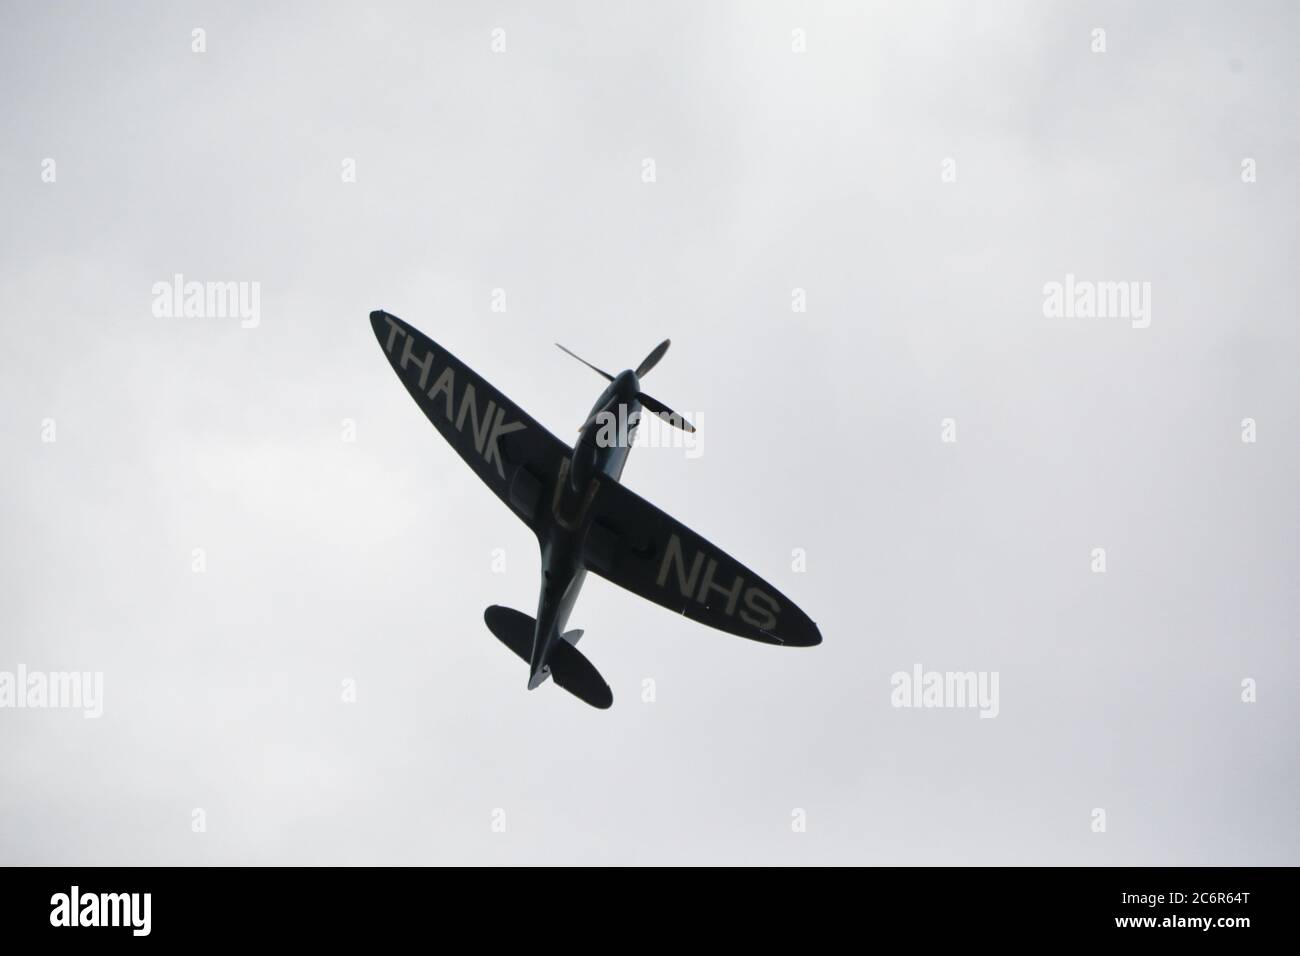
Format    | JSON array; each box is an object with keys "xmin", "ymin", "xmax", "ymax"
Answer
[
  {"xmin": 555, "ymin": 343, "xmax": 614, "ymax": 381},
  {"xmin": 638, "ymin": 392, "xmax": 695, "ymax": 433},
  {"xmin": 635, "ymin": 339, "xmax": 671, "ymax": 378}
]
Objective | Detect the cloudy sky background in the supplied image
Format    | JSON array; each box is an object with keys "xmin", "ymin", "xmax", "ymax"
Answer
[{"xmin": 1, "ymin": 0, "xmax": 1296, "ymax": 864}]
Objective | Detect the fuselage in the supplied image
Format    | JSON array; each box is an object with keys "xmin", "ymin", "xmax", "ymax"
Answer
[{"xmin": 527, "ymin": 369, "xmax": 642, "ymax": 688}]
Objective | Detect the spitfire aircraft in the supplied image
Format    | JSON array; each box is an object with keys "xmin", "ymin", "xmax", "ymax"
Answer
[{"xmin": 370, "ymin": 310, "xmax": 821, "ymax": 709}]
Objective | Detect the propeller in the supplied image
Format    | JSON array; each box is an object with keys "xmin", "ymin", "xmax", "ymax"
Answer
[
  {"xmin": 638, "ymin": 392, "xmax": 695, "ymax": 433},
  {"xmin": 556, "ymin": 339, "xmax": 695, "ymax": 433},
  {"xmin": 554, "ymin": 343, "xmax": 613, "ymax": 382},
  {"xmin": 635, "ymin": 339, "xmax": 671, "ymax": 377}
]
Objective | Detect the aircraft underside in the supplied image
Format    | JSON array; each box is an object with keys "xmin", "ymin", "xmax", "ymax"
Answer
[{"xmin": 370, "ymin": 309, "xmax": 822, "ymax": 710}]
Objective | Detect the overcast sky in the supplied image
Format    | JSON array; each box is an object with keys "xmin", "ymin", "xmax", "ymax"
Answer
[{"xmin": 1, "ymin": 0, "xmax": 1296, "ymax": 865}]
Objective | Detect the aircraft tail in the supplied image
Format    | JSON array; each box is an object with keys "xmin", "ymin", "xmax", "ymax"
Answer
[{"xmin": 483, "ymin": 606, "xmax": 612, "ymax": 709}]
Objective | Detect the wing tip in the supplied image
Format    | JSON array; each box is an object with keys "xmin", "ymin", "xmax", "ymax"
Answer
[
  {"xmin": 784, "ymin": 628, "xmax": 823, "ymax": 648},
  {"xmin": 784, "ymin": 616, "xmax": 823, "ymax": 647},
  {"xmin": 807, "ymin": 617, "xmax": 824, "ymax": 646}
]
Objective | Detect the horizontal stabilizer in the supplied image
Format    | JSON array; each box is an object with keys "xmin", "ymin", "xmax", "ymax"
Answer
[
  {"xmin": 484, "ymin": 606, "xmax": 611, "ymax": 709},
  {"xmin": 485, "ymin": 605, "xmax": 533, "ymax": 662},
  {"xmin": 548, "ymin": 640, "xmax": 613, "ymax": 709}
]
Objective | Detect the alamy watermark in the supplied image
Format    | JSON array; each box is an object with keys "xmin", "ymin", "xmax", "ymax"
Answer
[
  {"xmin": 0, "ymin": 665, "xmax": 103, "ymax": 718},
  {"xmin": 594, "ymin": 404, "xmax": 703, "ymax": 459},
  {"xmin": 1042, "ymin": 273, "xmax": 1151, "ymax": 328},
  {"xmin": 50, "ymin": 886, "xmax": 150, "ymax": 936},
  {"xmin": 890, "ymin": 663, "xmax": 999, "ymax": 718},
  {"xmin": 151, "ymin": 273, "xmax": 261, "ymax": 328}
]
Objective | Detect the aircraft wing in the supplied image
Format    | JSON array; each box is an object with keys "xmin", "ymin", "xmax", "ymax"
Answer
[
  {"xmin": 370, "ymin": 310, "xmax": 569, "ymax": 537},
  {"xmin": 581, "ymin": 477, "xmax": 822, "ymax": 647}
]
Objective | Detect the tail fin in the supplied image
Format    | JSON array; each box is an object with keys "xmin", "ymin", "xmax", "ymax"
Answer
[{"xmin": 484, "ymin": 606, "xmax": 612, "ymax": 709}]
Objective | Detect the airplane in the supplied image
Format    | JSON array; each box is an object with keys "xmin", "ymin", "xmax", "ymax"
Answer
[{"xmin": 369, "ymin": 310, "xmax": 821, "ymax": 709}]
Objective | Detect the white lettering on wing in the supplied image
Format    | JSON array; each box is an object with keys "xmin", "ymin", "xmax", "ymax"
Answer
[
  {"xmin": 388, "ymin": 332, "xmax": 528, "ymax": 481},
  {"xmin": 656, "ymin": 533, "xmax": 780, "ymax": 632}
]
